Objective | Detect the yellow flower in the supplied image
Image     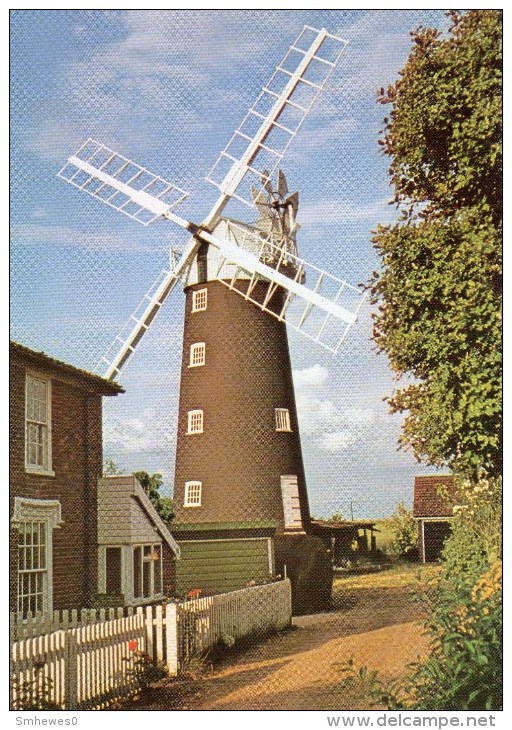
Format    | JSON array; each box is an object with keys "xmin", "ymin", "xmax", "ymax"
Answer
[{"xmin": 471, "ymin": 561, "xmax": 502, "ymax": 603}]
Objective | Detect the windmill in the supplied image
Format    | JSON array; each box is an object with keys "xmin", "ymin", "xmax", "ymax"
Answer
[{"xmin": 58, "ymin": 25, "xmax": 366, "ymax": 600}]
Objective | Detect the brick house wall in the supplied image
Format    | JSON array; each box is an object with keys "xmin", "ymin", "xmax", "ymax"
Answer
[{"xmin": 9, "ymin": 342, "xmax": 123, "ymax": 612}]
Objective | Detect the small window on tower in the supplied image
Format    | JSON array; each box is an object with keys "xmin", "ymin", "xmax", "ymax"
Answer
[
  {"xmin": 184, "ymin": 481, "xmax": 202, "ymax": 507},
  {"xmin": 275, "ymin": 408, "xmax": 292, "ymax": 432},
  {"xmin": 189, "ymin": 342, "xmax": 206, "ymax": 367},
  {"xmin": 192, "ymin": 288, "xmax": 207, "ymax": 313},
  {"xmin": 187, "ymin": 410, "xmax": 204, "ymax": 434}
]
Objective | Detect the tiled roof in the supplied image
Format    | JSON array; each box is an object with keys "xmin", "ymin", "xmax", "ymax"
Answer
[{"xmin": 413, "ymin": 475, "xmax": 457, "ymax": 517}]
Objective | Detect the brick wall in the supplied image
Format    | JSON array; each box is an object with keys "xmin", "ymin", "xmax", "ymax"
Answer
[{"xmin": 10, "ymin": 353, "xmax": 106, "ymax": 611}]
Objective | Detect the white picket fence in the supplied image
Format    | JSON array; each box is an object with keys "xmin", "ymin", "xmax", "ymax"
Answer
[
  {"xmin": 10, "ymin": 579, "xmax": 291, "ymax": 710},
  {"xmin": 10, "ymin": 606, "xmax": 143, "ymax": 643},
  {"xmin": 10, "ymin": 613, "xmax": 146, "ymax": 710}
]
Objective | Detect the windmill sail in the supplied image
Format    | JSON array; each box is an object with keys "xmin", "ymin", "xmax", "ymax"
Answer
[
  {"xmin": 206, "ymin": 25, "xmax": 348, "ymax": 212},
  {"xmin": 58, "ymin": 25, "xmax": 361, "ymax": 378},
  {"xmin": 58, "ymin": 139, "xmax": 189, "ymax": 226},
  {"xmin": 204, "ymin": 220, "xmax": 365, "ymax": 353}
]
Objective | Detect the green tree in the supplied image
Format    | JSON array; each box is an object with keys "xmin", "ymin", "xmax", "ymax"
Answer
[
  {"xmin": 385, "ymin": 502, "xmax": 417, "ymax": 558},
  {"xmin": 133, "ymin": 471, "xmax": 175, "ymax": 524},
  {"xmin": 338, "ymin": 478, "xmax": 502, "ymax": 710},
  {"xmin": 369, "ymin": 10, "xmax": 502, "ymax": 479},
  {"xmin": 103, "ymin": 457, "xmax": 123, "ymax": 476}
]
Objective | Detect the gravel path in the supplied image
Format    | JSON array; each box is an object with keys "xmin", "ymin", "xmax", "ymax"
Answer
[{"xmin": 127, "ymin": 582, "xmax": 430, "ymax": 711}]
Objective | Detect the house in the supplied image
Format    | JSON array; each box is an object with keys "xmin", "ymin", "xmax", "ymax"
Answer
[
  {"xmin": 97, "ymin": 475, "xmax": 180, "ymax": 605},
  {"xmin": 9, "ymin": 341, "xmax": 179, "ymax": 617},
  {"xmin": 413, "ymin": 475, "xmax": 458, "ymax": 562}
]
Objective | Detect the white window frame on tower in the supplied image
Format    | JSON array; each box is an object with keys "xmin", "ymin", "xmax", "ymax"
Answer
[
  {"xmin": 275, "ymin": 408, "xmax": 292, "ymax": 432},
  {"xmin": 184, "ymin": 481, "xmax": 202, "ymax": 507},
  {"xmin": 25, "ymin": 372, "xmax": 54, "ymax": 476},
  {"xmin": 192, "ymin": 288, "xmax": 208, "ymax": 313},
  {"xmin": 187, "ymin": 410, "xmax": 204, "ymax": 435},
  {"xmin": 189, "ymin": 342, "xmax": 206, "ymax": 367}
]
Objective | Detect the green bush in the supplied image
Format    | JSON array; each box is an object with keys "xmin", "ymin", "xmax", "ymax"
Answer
[
  {"xmin": 338, "ymin": 477, "xmax": 502, "ymax": 710},
  {"xmin": 385, "ymin": 502, "xmax": 418, "ymax": 558}
]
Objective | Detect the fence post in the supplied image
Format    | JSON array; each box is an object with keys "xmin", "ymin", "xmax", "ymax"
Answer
[
  {"xmin": 63, "ymin": 630, "xmax": 78, "ymax": 710},
  {"xmin": 164, "ymin": 603, "xmax": 178, "ymax": 676}
]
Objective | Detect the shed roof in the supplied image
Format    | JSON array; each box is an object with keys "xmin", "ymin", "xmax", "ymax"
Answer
[
  {"xmin": 10, "ymin": 341, "xmax": 124, "ymax": 395},
  {"xmin": 413, "ymin": 475, "xmax": 457, "ymax": 518},
  {"xmin": 310, "ymin": 519, "xmax": 378, "ymax": 532}
]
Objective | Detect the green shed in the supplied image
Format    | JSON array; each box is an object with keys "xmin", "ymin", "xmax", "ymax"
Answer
[{"xmin": 173, "ymin": 522, "xmax": 276, "ymax": 595}]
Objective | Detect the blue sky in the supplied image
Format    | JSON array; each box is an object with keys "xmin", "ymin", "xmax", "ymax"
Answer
[{"xmin": 10, "ymin": 9, "xmax": 450, "ymax": 518}]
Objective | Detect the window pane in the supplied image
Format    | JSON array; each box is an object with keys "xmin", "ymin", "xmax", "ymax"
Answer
[
  {"xmin": 153, "ymin": 545, "xmax": 162, "ymax": 594},
  {"xmin": 142, "ymin": 558, "xmax": 151, "ymax": 598},
  {"xmin": 39, "ymin": 524, "xmax": 46, "ymax": 568},
  {"xmin": 133, "ymin": 547, "xmax": 142, "ymax": 598},
  {"xmin": 105, "ymin": 547, "xmax": 122, "ymax": 595}
]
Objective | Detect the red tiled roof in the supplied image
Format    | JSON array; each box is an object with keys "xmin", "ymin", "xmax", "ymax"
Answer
[{"xmin": 413, "ymin": 475, "xmax": 457, "ymax": 517}]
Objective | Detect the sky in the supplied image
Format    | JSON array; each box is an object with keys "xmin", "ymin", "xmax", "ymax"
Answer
[{"xmin": 10, "ymin": 9, "xmax": 450, "ymax": 518}]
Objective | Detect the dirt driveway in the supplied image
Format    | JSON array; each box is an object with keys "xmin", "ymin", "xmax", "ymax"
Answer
[{"xmin": 127, "ymin": 566, "xmax": 436, "ymax": 711}]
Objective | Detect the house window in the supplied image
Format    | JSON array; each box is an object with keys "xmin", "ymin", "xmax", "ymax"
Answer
[
  {"xmin": 25, "ymin": 373, "xmax": 52, "ymax": 472},
  {"xmin": 187, "ymin": 410, "xmax": 204, "ymax": 434},
  {"xmin": 12, "ymin": 498, "xmax": 61, "ymax": 618},
  {"xmin": 17, "ymin": 521, "xmax": 48, "ymax": 617},
  {"xmin": 133, "ymin": 544, "xmax": 162, "ymax": 600},
  {"xmin": 275, "ymin": 408, "xmax": 292, "ymax": 432},
  {"xmin": 184, "ymin": 481, "xmax": 202, "ymax": 507},
  {"xmin": 189, "ymin": 342, "xmax": 206, "ymax": 367},
  {"xmin": 192, "ymin": 288, "xmax": 207, "ymax": 312}
]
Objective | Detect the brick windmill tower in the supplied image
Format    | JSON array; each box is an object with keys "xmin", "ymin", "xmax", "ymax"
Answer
[
  {"xmin": 173, "ymin": 172, "xmax": 309, "ymax": 536},
  {"xmin": 58, "ymin": 25, "xmax": 365, "ymax": 603}
]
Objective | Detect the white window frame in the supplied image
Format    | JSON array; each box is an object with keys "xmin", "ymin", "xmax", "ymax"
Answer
[
  {"xmin": 187, "ymin": 409, "xmax": 204, "ymax": 434},
  {"xmin": 184, "ymin": 481, "xmax": 202, "ymax": 507},
  {"xmin": 12, "ymin": 497, "xmax": 62, "ymax": 617},
  {"xmin": 189, "ymin": 342, "xmax": 206, "ymax": 368},
  {"xmin": 132, "ymin": 543, "xmax": 163, "ymax": 601},
  {"xmin": 275, "ymin": 408, "xmax": 292, "ymax": 432},
  {"xmin": 25, "ymin": 372, "xmax": 54, "ymax": 476},
  {"xmin": 98, "ymin": 545, "xmax": 125, "ymax": 596},
  {"xmin": 192, "ymin": 288, "xmax": 208, "ymax": 313}
]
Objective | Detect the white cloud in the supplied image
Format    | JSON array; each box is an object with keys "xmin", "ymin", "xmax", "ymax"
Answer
[
  {"xmin": 293, "ymin": 363, "xmax": 376, "ymax": 452},
  {"xmin": 293, "ymin": 363, "xmax": 329, "ymax": 388},
  {"xmin": 104, "ymin": 407, "xmax": 174, "ymax": 455},
  {"xmin": 28, "ymin": 10, "xmax": 292, "ymax": 165}
]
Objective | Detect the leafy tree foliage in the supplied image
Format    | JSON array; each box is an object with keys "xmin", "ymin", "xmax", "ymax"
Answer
[
  {"xmin": 385, "ymin": 501, "xmax": 417, "ymax": 558},
  {"xmin": 339, "ymin": 478, "xmax": 502, "ymax": 710},
  {"xmin": 103, "ymin": 460, "xmax": 175, "ymax": 524},
  {"xmin": 133, "ymin": 471, "xmax": 175, "ymax": 524},
  {"xmin": 369, "ymin": 10, "xmax": 502, "ymax": 478},
  {"xmin": 103, "ymin": 457, "xmax": 122, "ymax": 476}
]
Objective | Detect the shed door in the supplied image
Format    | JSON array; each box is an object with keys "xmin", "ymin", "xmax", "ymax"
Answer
[{"xmin": 424, "ymin": 521, "xmax": 452, "ymax": 562}]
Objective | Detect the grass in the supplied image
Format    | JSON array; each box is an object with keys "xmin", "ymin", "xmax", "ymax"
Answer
[
  {"xmin": 373, "ymin": 518, "xmax": 396, "ymax": 554},
  {"xmin": 333, "ymin": 562, "xmax": 441, "ymax": 593}
]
